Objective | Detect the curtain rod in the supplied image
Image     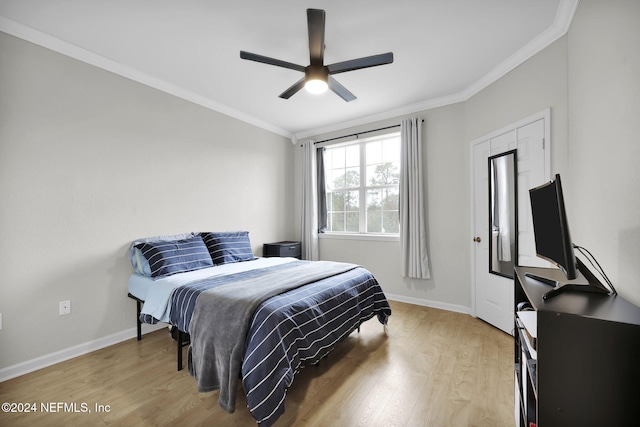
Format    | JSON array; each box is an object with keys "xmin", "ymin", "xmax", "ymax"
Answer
[
  {"xmin": 299, "ymin": 119, "xmax": 424, "ymax": 147},
  {"xmin": 313, "ymin": 124, "xmax": 400, "ymax": 145},
  {"xmin": 308, "ymin": 119, "xmax": 424, "ymax": 146}
]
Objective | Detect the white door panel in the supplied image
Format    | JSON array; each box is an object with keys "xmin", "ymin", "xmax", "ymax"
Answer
[
  {"xmin": 516, "ymin": 119, "xmax": 549, "ymax": 269},
  {"xmin": 472, "ymin": 110, "xmax": 550, "ymax": 334},
  {"xmin": 473, "ymin": 140, "xmax": 491, "ymax": 326}
]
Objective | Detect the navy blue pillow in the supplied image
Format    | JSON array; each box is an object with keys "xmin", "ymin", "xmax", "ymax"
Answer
[
  {"xmin": 134, "ymin": 236, "xmax": 213, "ymax": 277},
  {"xmin": 200, "ymin": 231, "xmax": 255, "ymax": 265}
]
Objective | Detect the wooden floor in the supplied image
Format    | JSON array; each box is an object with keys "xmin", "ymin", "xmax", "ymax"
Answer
[{"xmin": 0, "ymin": 301, "xmax": 514, "ymax": 426}]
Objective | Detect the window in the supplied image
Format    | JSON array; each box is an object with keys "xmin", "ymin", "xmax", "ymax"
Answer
[{"xmin": 323, "ymin": 132, "xmax": 400, "ymax": 235}]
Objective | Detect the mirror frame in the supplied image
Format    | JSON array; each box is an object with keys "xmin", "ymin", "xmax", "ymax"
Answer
[{"xmin": 488, "ymin": 149, "xmax": 518, "ymax": 279}]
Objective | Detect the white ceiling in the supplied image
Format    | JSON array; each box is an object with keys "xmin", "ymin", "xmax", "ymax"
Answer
[{"xmin": 0, "ymin": 0, "xmax": 577, "ymax": 139}]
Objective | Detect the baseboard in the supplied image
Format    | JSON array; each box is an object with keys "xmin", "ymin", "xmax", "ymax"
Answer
[
  {"xmin": 0, "ymin": 323, "xmax": 166, "ymax": 383},
  {"xmin": 385, "ymin": 293, "xmax": 472, "ymax": 315}
]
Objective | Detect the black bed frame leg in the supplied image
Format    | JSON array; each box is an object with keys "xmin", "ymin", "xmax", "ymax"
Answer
[
  {"xmin": 136, "ymin": 299, "xmax": 142, "ymax": 341},
  {"xmin": 177, "ymin": 331, "xmax": 184, "ymax": 371},
  {"xmin": 128, "ymin": 293, "xmax": 144, "ymax": 341}
]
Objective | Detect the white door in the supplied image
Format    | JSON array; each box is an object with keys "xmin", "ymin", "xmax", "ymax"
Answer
[{"xmin": 472, "ymin": 111, "xmax": 550, "ymax": 334}]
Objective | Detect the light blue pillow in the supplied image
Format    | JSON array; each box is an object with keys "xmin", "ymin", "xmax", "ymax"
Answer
[
  {"xmin": 200, "ymin": 231, "xmax": 256, "ymax": 265},
  {"xmin": 131, "ymin": 247, "xmax": 152, "ymax": 276},
  {"xmin": 129, "ymin": 232, "xmax": 196, "ymax": 275},
  {"xmin": 134, "ymin": 236, "xmax": 213, "ymax": 277}
]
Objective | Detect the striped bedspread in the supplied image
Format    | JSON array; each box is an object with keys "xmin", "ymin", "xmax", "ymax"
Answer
[
  {"xmin": 243, "ymin": 264, "xmax": 390, "ymax": 426},
  {"xmin": 168, "ymin": 260, "xmax": 391, "ymax": 426}
]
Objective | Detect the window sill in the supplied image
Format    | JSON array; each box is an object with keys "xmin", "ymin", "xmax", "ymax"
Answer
[{"xmin": 318, "ymin": 233, "xmax": 400, "ymax": 242}]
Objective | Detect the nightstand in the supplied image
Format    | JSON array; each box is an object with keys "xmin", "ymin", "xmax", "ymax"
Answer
[{"xmin": 263, "ymin": 241, "xmax": 302, "ymax": 259}]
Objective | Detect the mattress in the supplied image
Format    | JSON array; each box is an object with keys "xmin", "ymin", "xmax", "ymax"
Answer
[{"xmin": 127, "ymin": 257, "xmax": 296, "ymax": 323}]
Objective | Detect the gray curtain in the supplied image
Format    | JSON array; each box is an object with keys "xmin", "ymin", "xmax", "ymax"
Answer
[
  {"xmin": 316, "ymin": 147, "xmax": 327, "ymax": 233},
  {"xmin": 400, "ymin": 118, "xmax": 431, "ymax": 279},
  {"xmin": 301, "ymin": 141, "xmax": 319, "ymax": 260}
]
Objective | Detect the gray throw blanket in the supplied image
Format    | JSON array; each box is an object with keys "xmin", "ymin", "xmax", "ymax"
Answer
[{"xmin": 187, "ymin": 260, "xmax": 357, "ymax": 413}]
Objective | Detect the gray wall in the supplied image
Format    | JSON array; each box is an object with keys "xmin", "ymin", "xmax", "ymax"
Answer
[
  {"xmin": 299, "ymin": 0, "xmax": 640, "ymax": 311},
  {"xmin": 2, "ymin": 0, "xmax": 638, "ymax": 374},
  {"xmin": 301, "ymin": 103, "xmax": 471, "ymax": 312},
  {"xmin": 567, "ymin": 0, "xmax": 640, "ymax": 305},
  {"xmin": 0, "ymin": 32, "xmax": 294, "ymax": 370},
  {"xmin": 299, "ymin": 36, "xmax": 569, "ymax": 313},
  {"xmin": 465, "ymin": 36, "xmax": 569, "ymax": 173}
]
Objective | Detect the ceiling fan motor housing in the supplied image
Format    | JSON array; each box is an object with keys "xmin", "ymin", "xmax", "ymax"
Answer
[
  {"xmin": 240, "ymin": 8, "xmax": 393, "ymax": 101},
  {"xmin": 306, "ymin": 65, "xmax": 328, "ymax": 83}
]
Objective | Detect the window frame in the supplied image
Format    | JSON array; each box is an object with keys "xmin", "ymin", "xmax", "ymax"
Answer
[{"xmin": 320, "ymin": 131, "xmax": 401, "ymax": 241}]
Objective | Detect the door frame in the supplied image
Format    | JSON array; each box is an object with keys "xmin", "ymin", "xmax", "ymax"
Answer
[{"xmin": 469, "ymin": 108, "xmax": 551, "ymax": 320}]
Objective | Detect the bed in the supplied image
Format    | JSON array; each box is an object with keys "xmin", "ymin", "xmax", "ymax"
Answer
[{"xmin": 126, "ymin": 231, "xmax": 391, "ymax": 426}]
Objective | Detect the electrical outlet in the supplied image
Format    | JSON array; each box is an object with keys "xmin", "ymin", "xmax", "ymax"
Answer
[{"xmin": 59, "ymin": 300, "xmax": 71, "ymax": 315}]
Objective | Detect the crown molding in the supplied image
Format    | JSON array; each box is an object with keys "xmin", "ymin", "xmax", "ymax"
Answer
[
  {"xmin": 294, "ymin": 0, "xmax": 579, "ymax": 140},
  {"xmin": 293, "ymin": 92, "xmax": 465, "ymax": 142},
  {"xmin": 0, "ymin": 17, "xmax": 293, "ymax": 140},
  {"xmin": 2, "ymin": 0, "xmax": 578, "ymax": 143},
  {"xmin": 461, "ymin": 0, "xmax": 579, "ymax": 100}
]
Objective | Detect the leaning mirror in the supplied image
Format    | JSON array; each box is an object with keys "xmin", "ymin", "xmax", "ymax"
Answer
[{"xmin": 488, "ymin": 149, "xmax": 518, "ymax": 278}]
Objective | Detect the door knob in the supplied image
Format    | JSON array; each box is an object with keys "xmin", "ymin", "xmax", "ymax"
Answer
[{"xmin": 473, "ymin": 237, "xmax": 481, "ymax": 243}]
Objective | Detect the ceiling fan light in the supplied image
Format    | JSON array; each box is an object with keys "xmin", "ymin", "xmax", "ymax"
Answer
[{"xmin": 305, "ymin": 78, "xmax": 328, "ymax": 94}]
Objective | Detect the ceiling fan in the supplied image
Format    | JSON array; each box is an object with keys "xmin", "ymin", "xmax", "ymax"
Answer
[{"xmin": 240, "ymin": 9, "xmax": 394, "ymax": 102}]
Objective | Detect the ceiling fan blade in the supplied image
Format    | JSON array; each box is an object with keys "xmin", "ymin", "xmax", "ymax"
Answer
[
  {"xmin": 307, "ymin": 9, "xmax": 325, "ymax": 66},
  {"xmin": 240, "ymin": 51, "xmax": 306, "ymax": 73},
  {"xmin": 328, "ymin": 77, "xmax": 356, "ymax": 102},
  {"xmin": 327, "ymin": 52, "xmax": 394, "ymax": 75},
  {"xmin": 279, "ymin": 77, "xmax": 307, "ymax": 99}
]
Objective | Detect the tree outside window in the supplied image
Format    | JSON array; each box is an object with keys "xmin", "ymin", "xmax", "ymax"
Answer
[{"xmin": 324, "ymin": 133, "xmax": 400, "ymax": 235}]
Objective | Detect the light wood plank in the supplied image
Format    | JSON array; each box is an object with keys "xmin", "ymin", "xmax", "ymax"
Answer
[{"xmin": 0, "ymin": 301, "xmax": 514, "ymax": 426}]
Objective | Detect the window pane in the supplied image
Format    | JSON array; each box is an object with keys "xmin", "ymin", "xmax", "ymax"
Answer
[
  {"xmin": 366, "ymin": 140, "xmax": 382, "ymax": 165},
  {"xmin": 345, "ymin": 167, "xmax": 360, "ymax": 187},
  {"xmin": 367, "ymin": 208, "xmax": 382, "ymax": 233},
  {"xmin": 366, "ymin": 165, "xmax": 377, "ymax": 185},
  {"xmin": 346, "ymin": 212, "xmax": 359, "ymax": 232},
  {"xmin": 383, "ymin": 138, "xmax": 401, "ymax": 163},
  {"xmin": 367, "ymin": 162, "xmax": 399, "ymax": 186},
  {"xmin": 383, "ymin": 211, "xmax": 400, "ymax": 234},
  {"xmin": 329, "ymin": 169, "xmax": 357, "ymax": 190},
  {"xmin": 329, "ymin": 191, "xmax": 345, "ymax": 211},
  {"xmin": 382, "ymin": 187, "xmax": 399, "ymax": 210},
  {"xmin": 366, "ymin": 187, "xmax": 399, "ymax": 233},
  {"xmin": 321, "ymin": 133, "xmax": 400, "ymax": 236},
  {"xmin": 327, "ymin": 189, "xmax": 360, "ymax": 233},
  {"xmin": 328, "ymin": 170, "xmax": 341, "ymax": 189},
  {"xmin": 345, "ymin": 190, "xmax": 359, "ymax": 211},
  {"xmin": 330, "ymin": 212, "xmax": 345, "ymax": 232},
  {"xmin": 325, "ymin": 144, "xmax": 360, "ymax": 190},
  {"xmin": 366, "ymin": 136, "xmax": 400, "ymax": 187},
  {"xmin": 326, "ymin": 192, "xmax": 333, "ymax": 211},
  {"xmin": 366, "ymin": 189, "xmax": 382, "ymax": 233},
  {"xmin": 345, "ymin": 144, "xmax": 359, "ymax": 167},
  {"xmin": 330, "ymin": 147, "xmax": 345, "ymax": 168}
]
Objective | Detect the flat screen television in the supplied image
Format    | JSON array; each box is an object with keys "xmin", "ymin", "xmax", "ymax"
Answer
[
  {"xmin": 529, "ymin": 174, "xmax": 577, "ymax": 279},
  {"xmin": 528, "ymin": 174, "xmax": 609, "ymax": 300}
]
